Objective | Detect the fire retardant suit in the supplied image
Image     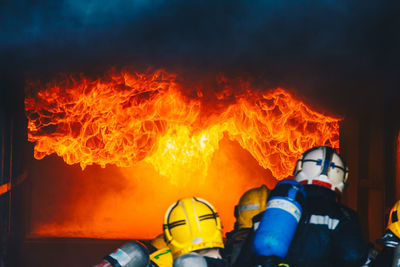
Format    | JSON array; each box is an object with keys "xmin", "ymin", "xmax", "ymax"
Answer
[{"xmin": 281, "ymin": 185, "xmax": 370, "ymax": 267}]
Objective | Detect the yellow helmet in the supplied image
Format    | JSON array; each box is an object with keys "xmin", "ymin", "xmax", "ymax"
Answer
[
  {"xmin": 388, "ymin": 200, "xmax": 400, "ymax": 238},
  {"xmin": 163, "ymin": 197, "xmax": 224, "ymax": 259},
  {"xmin": 235, "ymin": 185, "xmax": 269, "ymax": 229}
]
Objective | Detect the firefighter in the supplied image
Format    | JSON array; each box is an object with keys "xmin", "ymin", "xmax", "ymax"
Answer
[
  {"xmin": 224, "ymin": 185, "xmax": 269, "ymax": 265},
  {"xmin": 371, "ymin": 200, "xmax": 400, "ymax": 266},
  {"xmin": 234, "ymin": 146, "xmax": 371, "ymax": 267},
  {"xmin": 163, "ymin": 197, "xmax": 229, "ymax": 266}
]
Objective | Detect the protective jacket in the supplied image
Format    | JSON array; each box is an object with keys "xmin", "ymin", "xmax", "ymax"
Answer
[
  {"xmin": 370, "ymin": 229, "xmax": 400, "ymax": 267},
  {"xmin": 234, "ymin": 185, "xmax": 369, "ymax": 267},
  {"xmin": 370, "ymin": 247, "xmax": 394, "ymax": 267},
  {"xmin": 224, "ymin": 228, "xmax": 251, "ymax": 265},
  {"xmin": 283, "ymin": 185, "xmax": 369, "ymax": 267}
]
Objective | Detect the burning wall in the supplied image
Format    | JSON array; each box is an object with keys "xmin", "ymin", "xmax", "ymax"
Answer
[{"xmin": 25, "ymin": 69, "xmax": 340, "ymax": 239}]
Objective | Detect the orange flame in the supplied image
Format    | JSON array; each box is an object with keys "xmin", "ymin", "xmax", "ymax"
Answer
[
  {"xmin": 25, "ymin": 69, "xmax": 341, "ymax": 239},
  {"xmin": 25, "ymin": 70, "xmax": 340, "ymax": 181}
]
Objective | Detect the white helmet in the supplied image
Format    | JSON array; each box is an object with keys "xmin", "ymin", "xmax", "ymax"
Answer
[{"xmin": 293, "ymin": 146, "xmax": 349, "ymax": 194}]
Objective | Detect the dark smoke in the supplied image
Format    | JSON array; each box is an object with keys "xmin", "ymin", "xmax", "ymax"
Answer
[{"xmin": 1, "ymin": 0, "xmax": 399, "ymax": 115}]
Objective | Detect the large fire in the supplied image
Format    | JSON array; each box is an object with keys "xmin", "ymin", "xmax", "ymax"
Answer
[{"xmin": 25, "ymin": 69, "xmax": 341, "ymax": 239}]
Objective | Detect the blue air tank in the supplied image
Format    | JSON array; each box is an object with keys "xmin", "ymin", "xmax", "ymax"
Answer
[{"xmin": 253, "ymin": 179, "xmax": 306, "ymax": 258}]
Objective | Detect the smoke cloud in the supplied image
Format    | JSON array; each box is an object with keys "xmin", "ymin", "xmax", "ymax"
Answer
[{"xmin": 1, "ymin": 0, "xmax": 399, "ymax": 115}]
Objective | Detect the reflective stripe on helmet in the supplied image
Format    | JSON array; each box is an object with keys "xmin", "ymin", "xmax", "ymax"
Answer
[{"xmin": 238, "ymin": 203, "xmax": 260, "ymax": 212}]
